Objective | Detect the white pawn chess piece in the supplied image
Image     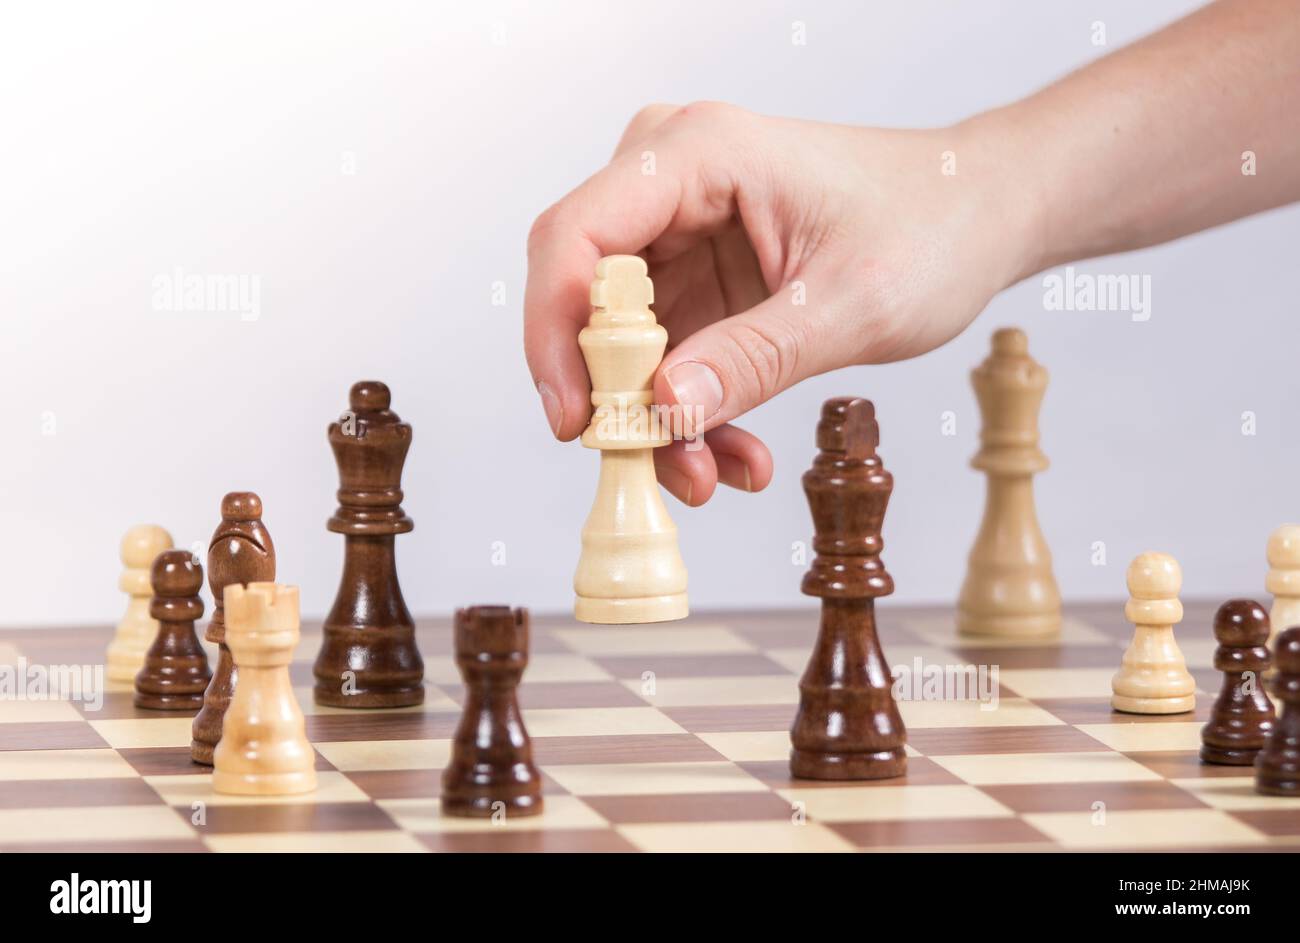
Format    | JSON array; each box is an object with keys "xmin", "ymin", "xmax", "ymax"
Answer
[
  {"xmin": 573, "ymin": 255, "xmax": 688, "ymax": 624},
  {"xmin": 1111, "ymin": 552, "xmax": 1195, "ymax": 714},
  {"xmin": 1266, "ymin": 524, "xmax": 1300, "ymax": 648},
  {"xmin": 106, "ymin": 524, "xmax": 173, "ymax": 683},
  {"xmin": 957, "ymin": 328, "xmax": 1061, "ymax": 638},
  {"xmin": 213, "ymin": 583, "xmax": 316, "ymax": 796}
]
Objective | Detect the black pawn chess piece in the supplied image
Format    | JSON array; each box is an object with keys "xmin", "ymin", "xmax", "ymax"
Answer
[
  {"xmin": 135, "ymin": 549, "xmax": 211, "ymax": 711},
  {"xmin": 1256, "ymin": 625, "xmax": 1300, "ymax": 796},
  {"xmin": 192, "ymin": 492, "xmax": 277, "ymax": 764},
  {"xmin": 441, "ymin": 606, "xmax": 543, "ymax": 818},
  {"xmin": 789, "ymin": 398, "xmax": 906, "ymax": 780},
  {"xmin": 314, "ymin": 381, "xmax": 424, "ymax": 708},
  {"xmin": 1200, "ymin": 599, "xmax": 1275, "ymax": 765}
]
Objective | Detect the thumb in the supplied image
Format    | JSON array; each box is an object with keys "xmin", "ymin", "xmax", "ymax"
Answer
[{"xmin": 654, "ymin": 293, "xmax": 852, "ymax": 436}]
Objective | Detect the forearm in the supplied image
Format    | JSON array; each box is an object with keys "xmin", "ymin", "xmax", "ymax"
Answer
[{"xmin": 973, "ymin": 0, "xmax": 1300, "ymax": 281}]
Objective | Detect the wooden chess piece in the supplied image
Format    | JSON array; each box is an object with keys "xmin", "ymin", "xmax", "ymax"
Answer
[
  {"xmin": 1111, "ymin": 552, "xmax": 1195, "ymax": 714},
  {"xmin": 790, "ymin": 398, "xmax": 906, "ymax": 781},
  {"xmin": 214, "ymin": 583, "xmax": 316, "ymax": 795},
  {"xmin": 106, "ymin": 524, "xmax": 173, "ymax": 683},
  {"xmin": 1200, "ymin": 599, "xmax": 1275, "ymax": 765},
  {"xmin": 1256, "ymin": 625, "xmax": 1300, "ymax": 796},
  {"xmin": 1266, "ymin": 524, "xmax": 1300, "ymax": 683},
  {"xmin": 441, "ymin": 606, "xmax": 543, "ymax": 818},
  {"xmin": 313, "ymin": 381, "xmax": 424, "ymax": 708},
  {"xmin": 191, "ymin": 492, "xmax": 276, "ymax": 765},
  {"xmin": 134, "ymin": 549, "xmax": 212, "ymax": 710},
  {"xmin": 573, "ymin": 255, "xmax": 688, "ymax": 625},
  {"xmin": 957, "ymin": 328, "xmax": 1061, "ymax": 639}
]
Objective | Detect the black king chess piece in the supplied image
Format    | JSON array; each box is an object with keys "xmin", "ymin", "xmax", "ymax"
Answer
[
  {"xmin": 789, "ymin": 397, "xmax": 907, "ymax": 780},
  {"xmin": 313, "ymin": 380, "xmax": 425, "ymax": 708}
]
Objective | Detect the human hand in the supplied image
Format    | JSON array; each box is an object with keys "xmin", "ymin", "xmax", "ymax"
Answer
[{"xmin": 525, "ymin": 102, "xmax": 1037, "ymax": 505}]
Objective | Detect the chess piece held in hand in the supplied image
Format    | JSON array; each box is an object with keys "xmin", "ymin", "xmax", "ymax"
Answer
[
  {"xmin": 441, "ymin": 606, "xmax": 543, "ymax": 818},
  {"xmin": 313, "ymin": 381, "xmax": 424, "ymax": 708},
  {"xmin": 214, "ymin": 583, "xmax": 316, "ymax": 796},
  {"xmin": 134, "ymin": 549, "xmax": 211, "ymax": 710},
  {"xmin": 573, "ymin": 255, "xmax": 688, "ymax": 625},
  {"xmin": 192, "ymin": 492, "xmax": 277, "ymax": 765},
  {"xmin": 1200, "ymin": 599, "xmax": 1274, "ymax": 765},
  {"xmin": 957, "ymin": 328, "xmax": 1061, "ymax": 639},
  {"xmin": 1256, "ymin": 626, "xmax": 1300, "ymax": 796},
  {"xmin": 790, "ymin": 398, "xmax": 906, "ymax": 781},
  {"xmin": 1111, "ymin": 552, "xmax": 1195, "ymax": 715},
  {"xmin": 106, "ymin": 524, "xmax": 173, "ymax": 683}
]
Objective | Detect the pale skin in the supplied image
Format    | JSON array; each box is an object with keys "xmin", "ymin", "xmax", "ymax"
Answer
[{"xmin": 525, "ymin": 0, "xmax": 1300, "ymax": 506}]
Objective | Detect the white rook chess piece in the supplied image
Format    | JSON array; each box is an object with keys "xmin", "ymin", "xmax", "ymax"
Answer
[
  {"xmin": 213, "ymin": 582, "xmax": 316, "ymax": 796},
  {"xmin": 106, "ymin": 524, "xmax": 173, "ymax": 683},
  {"xmin": 573, "ymin": 255, "xmax": 688, "ymax": 624},
  {"xmin": 1112, "ymin": 552, "xmax": 1195, "ymax": 714},
  {"xmin": 957, "ymin": 328, "xmax": 1061, "ymax": 638},
  {"xmin": 1266, "ymin": 524, "xmax": 1300, "ymax": 647}
]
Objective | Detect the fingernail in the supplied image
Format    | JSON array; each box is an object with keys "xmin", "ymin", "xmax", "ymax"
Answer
[
  {"xmin": 664, "ymin": 361, "xmax": 723, "ymax": 434},
  {"xmin": 537, "ymin": 380, "xmax": 563, "ymax": 437},
  {"xmin": 743, "ymin": 466, "xmax": 752, "ymax": 493}
]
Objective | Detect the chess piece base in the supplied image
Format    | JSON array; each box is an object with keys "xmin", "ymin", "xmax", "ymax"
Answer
[
  {"xmin": 1200, "ymin": 744, "xmax": 1258, "ymax": 766},
  {"xmin": 1112, "ymin": 694, "xmax": 1195, "ymax": 715},
  {"xmin": 313, "ymin": 623, "xmax": 425, "ymax": 708},
  {"xmin": 441, "ymin": 792, "xmax": 544, "ymax": 819},
  {"xmin": 212, "ymin": 768, "xmax": 317, "ymax": 797},
  {"xmin": 790, "ymin": 748, "xmax": 906, "ymax": 781},
  {"xmin": 190, "ymin": 740, "xmax": 214, "ymax": 765},
  {"xmin": 1255, "ymin": 778, "xmax": 1300, "ymax": 797},
  {"xmin": 957, "ymin": 610, "xmax": 1060, "ymax": 639},
  {"xmin": 133, "ymin": 692, "xmax": 204, "ymax": 711},
  {"xmin": 574, "ymin": 592, "xmax": 688, "ymax": 625}
]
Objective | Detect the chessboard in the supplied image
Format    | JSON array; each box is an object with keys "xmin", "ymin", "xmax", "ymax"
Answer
[{"xmin": 2, "ymin": 602, "xmax": 1297, "ymax": 853}]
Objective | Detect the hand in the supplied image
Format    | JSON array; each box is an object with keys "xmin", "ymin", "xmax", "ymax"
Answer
[{"xmin": 524, "ymin": 102, "xmax": 1036, "ymax": 505}]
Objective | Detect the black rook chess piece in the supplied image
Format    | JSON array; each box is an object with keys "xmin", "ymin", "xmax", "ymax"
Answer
[
  {"xmin": 313, "ymin": 381, "xmax": 424, "ymax": 708},
  {"xmin": 441, "ymin": 606, "xmax": 543, "ymax": 818},
  {"xmin": 1256, "ymin": 625, "xmax": 1300, "ymax": 796},
  {"xmin": 1200, "ymin": 599, "xmax": 1275, "ymax": 765},
  {"xmin": 789, "ymin": 398, "xmax": 906, "ymax": 780}
]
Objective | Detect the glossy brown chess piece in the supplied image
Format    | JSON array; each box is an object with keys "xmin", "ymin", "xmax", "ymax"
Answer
[
  {"xmin": 441, "ymin": 606, "xmax": 543, "ymax": 818},
  {"xmin": 192, "ymin": 492, "xmax": 277, "ymax": 764},
  {"xmin": 314, "ymin": 381, "xmax": 424, "ymax": 708},
  {"xmin": 790, "ymin": 398, "xmax": 906, "ymax": 781},
  {"xmin": 1256, "ymin": 626, "xmax": 1300, "ymax": 796},
  {"xmin": 134, "ymin": 549, "xmax": 211, "ymax": 711},
  {"xmin": 1200, "ymin": 599, "xmax": 1274, "ymax": 765}
]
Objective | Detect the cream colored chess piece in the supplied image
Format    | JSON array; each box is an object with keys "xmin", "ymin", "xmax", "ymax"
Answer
[
  {"xmin": 213, "ymin": 583, "xmax": 316, "ymax": 796},
  {"xmin": 1266, "ymin": 524, "xmax": 1300, "ymax": 646},
  {"xmin": 573, "ymin": 255, "xmax": 688, "ymax": 624},
  {"xmin": 1111, "ymin": 552, "xmax": 1195, "ymax": 714},
  {"xmin": 106, "ymin": 524, "xmax": 173, "ymax": 683},
  {"xmin": 957, "ymin": 328, "xmax": 1061, "ymax": 638}
]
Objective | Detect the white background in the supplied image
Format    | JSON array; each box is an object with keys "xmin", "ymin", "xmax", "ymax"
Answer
[{"xmin": 4, "ymin": 0, "xmax": 1297, "ymax": 628}]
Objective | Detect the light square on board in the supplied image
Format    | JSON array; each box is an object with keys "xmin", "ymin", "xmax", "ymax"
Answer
[
  {"xmin": 0, "ymin": 805, "xmax": 195, "ymax": 844},
  {"xmin": 424, "ymin": 653, "xmax": 611, "ymax": 686},
  {"xmin": 996, "ymin": 668, "xmax": 1118, "ymax": 699},
  {"xmin": 627, "ymin": 675, "xmax": 798, "ymax": 708},
  {"xmin": 1075, "ymin": 721, "xmax": 1204, "ymax": 753},
  {"xmin": 544, "ymin": 761, "xmax": 769, "ymax": 797},
  {"xmin": 618, "ymin": 820, "xmax": 855, "ymax": 853},
  {"xmin": 89, "ymin": 717, "xmax": 195, "ymax": 750},
  {"xmin": 552, "ymin": 625, "xmax": 755, "ymax": 657},
  {"xmin": 931, "ymin": 751, "xmax": 1164, "ymax": 786},
  {"xmin": 776, "ymin": 783, "xmax": 1014, "ymax": 823},
  {"xmin": 145, "ymin": 770, "xmax": 370, "ymax": 807},
  {"xmin": 0, "ymin": 748, "xmax": 138, "ymax": 781},
  {"xmin": 377, "ymin": 794, "xmax": 607, "ymax": 834},
  {"xmin": 204, "ymin": 830, "xmax": 428, "ymax": 853},
  {"xmin": 695, "ymin": 731, "xmax": 792, "ymax": 763},
  {"xmin": 902, "ymin": 616, "xmax": 1110, "ymax": 648},
  {"xmin": 1022, "ymin": 808, "xmax": 1267, "ymax": 849},
  {"xmin": 897, "ymin": 697, "xmax": 1062, "ymax": 730},
  {"xmin": 312, "ymin": 738, "xmax": 453, "ymax": 773},
  {"xmin": 1170, "ymin": 776, "xmax": 1300, "ymax": 811},
  {"xmin": 0, "ymin": 699, "xmax": 84, "ymax": 724},
  {"xmin": 522, "ymin": 706, "xmax": 686, "ymax": 738}
]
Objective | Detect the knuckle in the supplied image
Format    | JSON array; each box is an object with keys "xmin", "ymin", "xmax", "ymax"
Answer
[
  {"xmin": 728, "ymin": 320, "xmax": 801, "ymax": 404},
  {"xmin": 526, "ymin": 202, "xmax": 566, "ymax": 252}
]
